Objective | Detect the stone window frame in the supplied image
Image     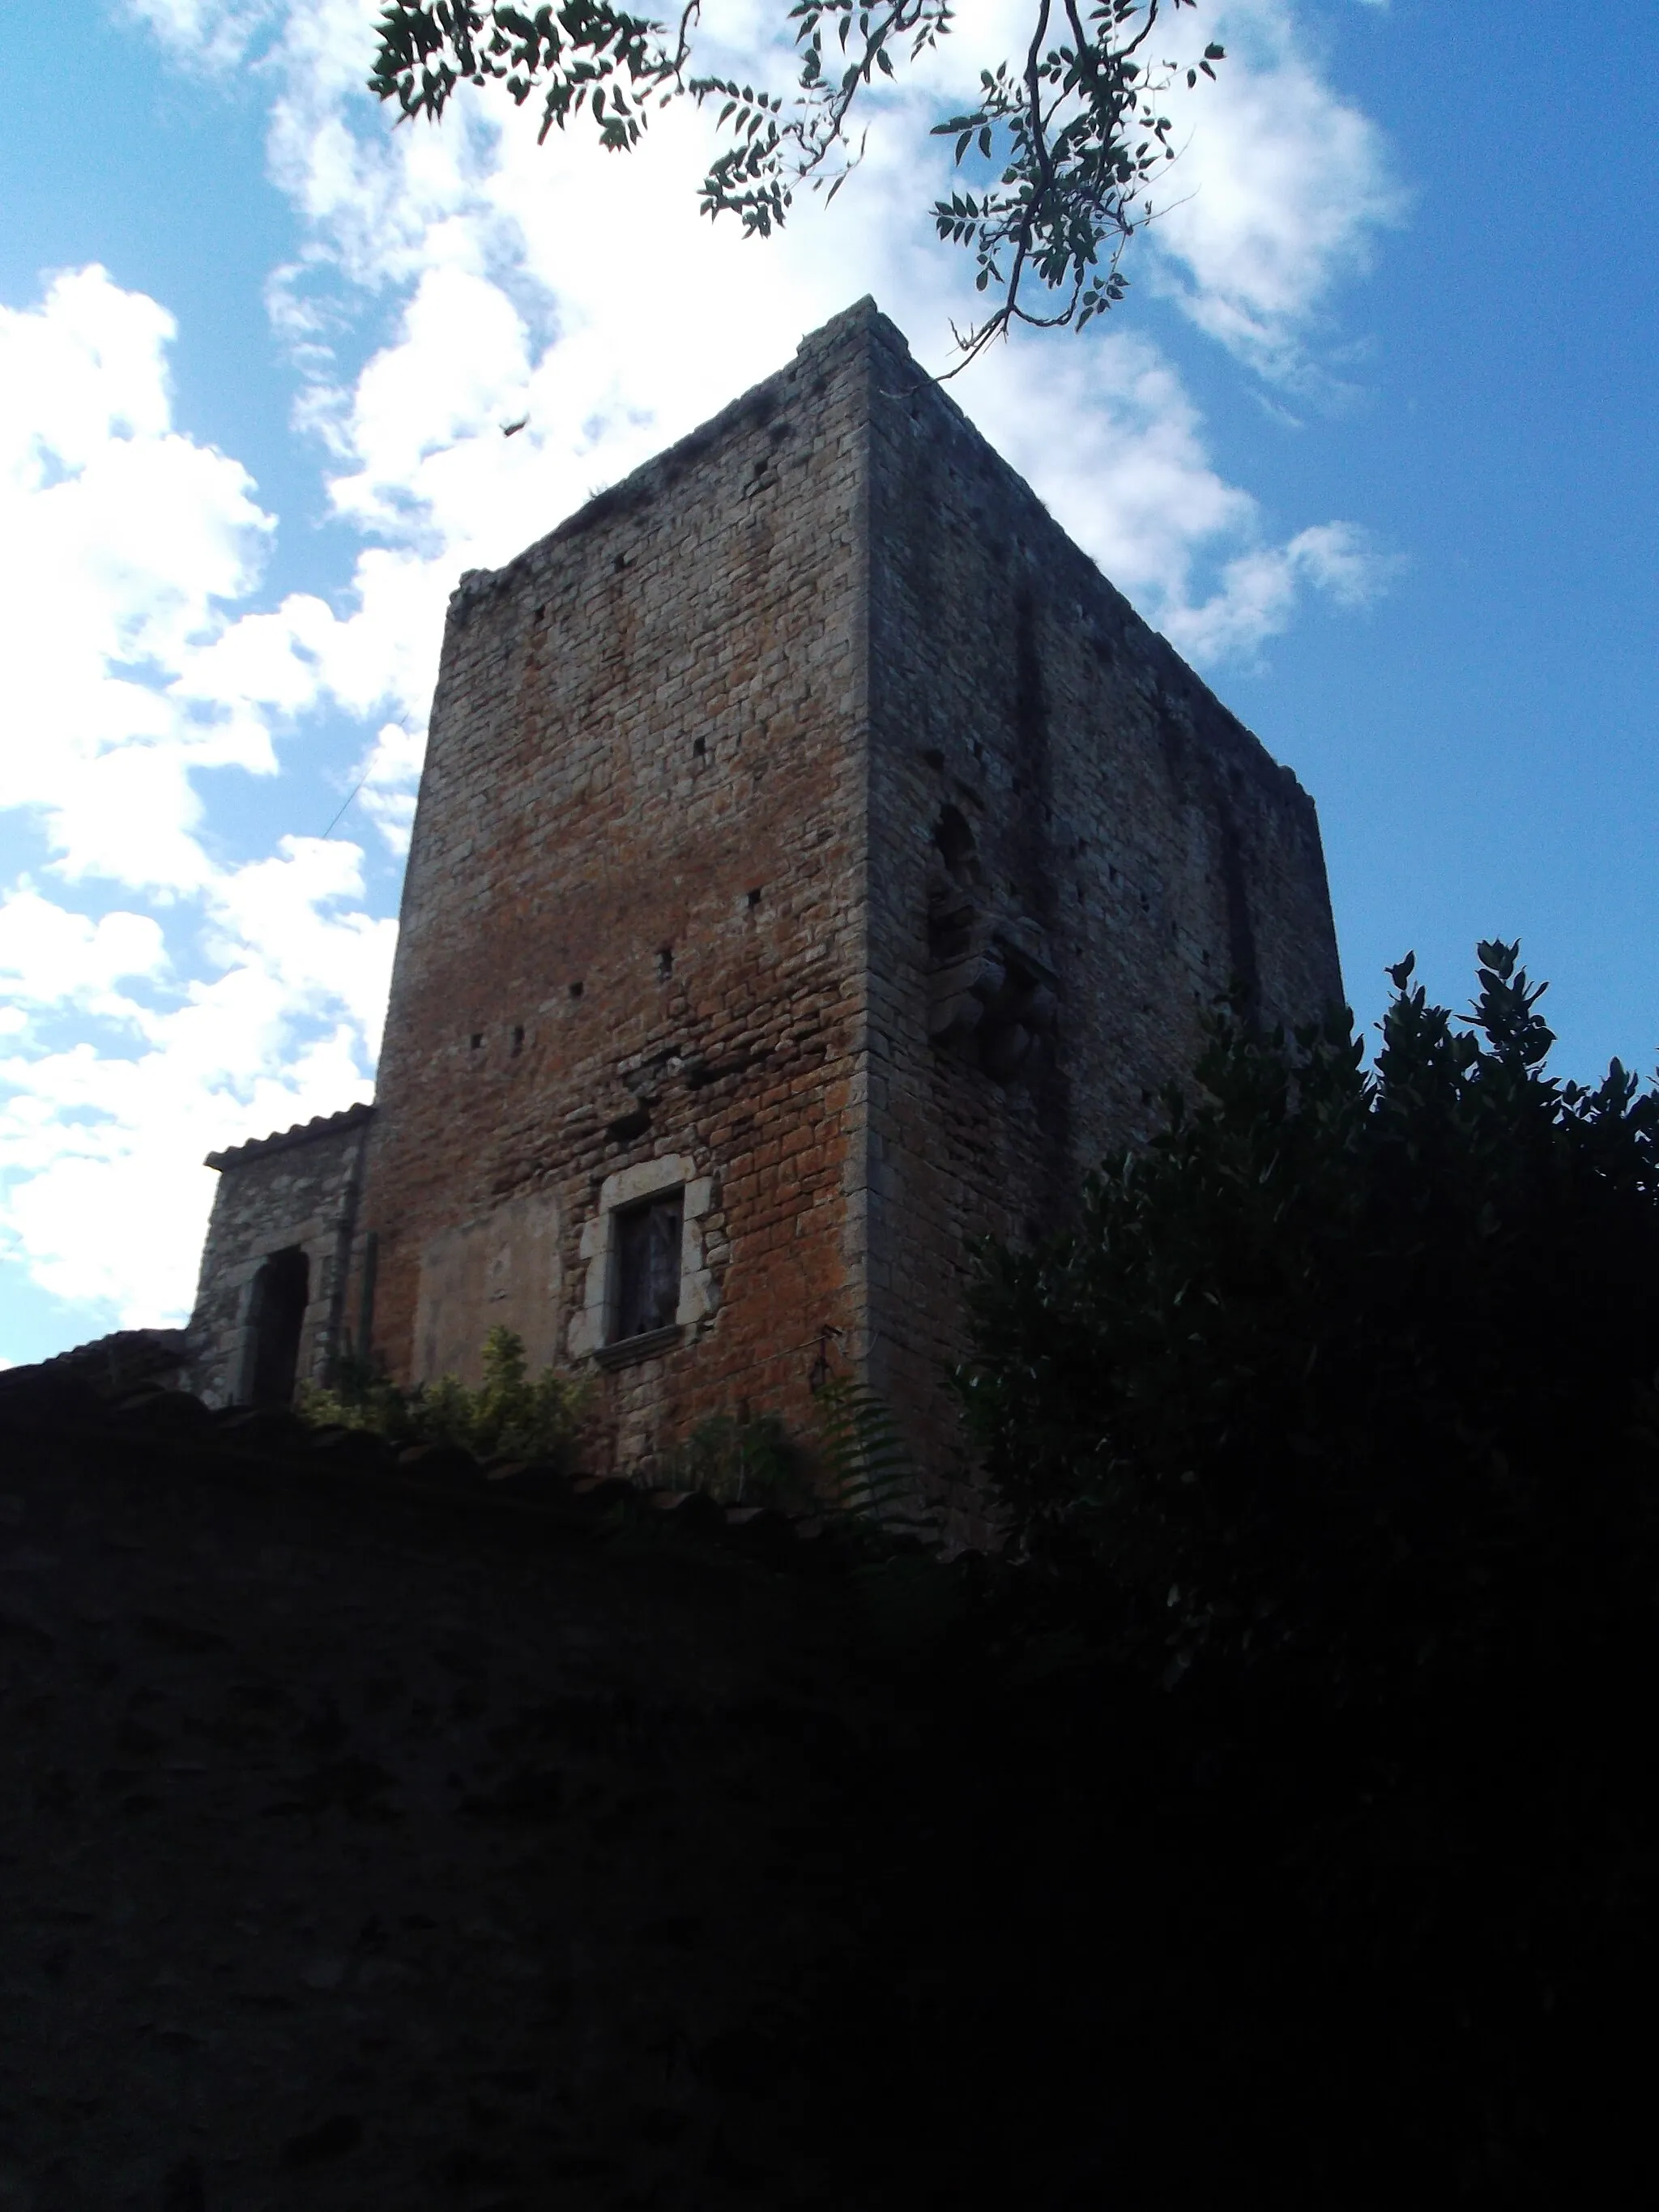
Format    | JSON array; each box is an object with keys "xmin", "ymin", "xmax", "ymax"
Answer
[{"xmin": 569, "ymin": 1153, "xmax": 717, "ymax": 1367}]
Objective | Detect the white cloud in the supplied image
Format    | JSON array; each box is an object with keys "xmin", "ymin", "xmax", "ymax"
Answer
[
  {"xmin": 1143, "ymin": 0, "xmax": 1405, "ymax": 380},
  {"xmin": 0, "ymin": 893, "xmax": 167, "ymax": 1013},
  {"xmin": 1165, "ymin": 521, "xmax": 1401, "ymax": 663},
  {"xmin": 0, "ymin": 266, "xmax": 390, "ymax": 1329},
  {"xmin": 0, "ymin": 266, "xmax": 279, "ymax": 890},
  {"xmin": 352, "ymin": 720, "xmax": 424, "ymax": 854},
  {"xmin": 0, "ymin": 845, "xmax": 390, "ymax": 1327},
  {"xmin": 248, "ymin": 0, "xmax": 1397, "ymax": 652},
  {"xmin": 120, "ymin": 0, "xmax": 278, "ymax": 69}
]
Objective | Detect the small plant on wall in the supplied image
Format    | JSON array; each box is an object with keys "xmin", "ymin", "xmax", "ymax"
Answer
[
  {"xmin": 812, "ymin": 1378, "xmax": 929, "ymax": 1537},
  {"xmin": 660, "ymin": 1407, "xmax": 802, "ymax": 1507},
  {"xmin": 300, "ymin": 1326, "xmax": 589, "ymax": 1471},
  {"xmin": 655, "ymin": 1383, "xmax": 929, "ymax": 1534}
]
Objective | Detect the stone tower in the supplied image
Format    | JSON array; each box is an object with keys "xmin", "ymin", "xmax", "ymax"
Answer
[
  {"xmin": 350, "ymin": 296, "xmax": 1340, "ymax": 1484},
  {"xmin": 187, "ymin": 300, "xmax": 1342, "ymax": 1503}
]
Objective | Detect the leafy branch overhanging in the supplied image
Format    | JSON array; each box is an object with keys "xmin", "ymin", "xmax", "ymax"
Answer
[{"xmin": 368, "ymin": 1, "xmax": 1224, "ymax": 364}]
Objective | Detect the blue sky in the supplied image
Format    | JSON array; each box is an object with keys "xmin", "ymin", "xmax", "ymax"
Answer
[{"xmin": 1, "ymin": 0, "xmax": 1655, "ymax": 1363}]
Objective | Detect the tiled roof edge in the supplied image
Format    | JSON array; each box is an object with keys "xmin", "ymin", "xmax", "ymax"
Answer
[
  {"xmin": 206, "ymin": 1099, "xmax": 376, "ymax": 1173},
  {"xmin": 0, "ymin": 1326, "xmax": 190, "ymax": 1388}
]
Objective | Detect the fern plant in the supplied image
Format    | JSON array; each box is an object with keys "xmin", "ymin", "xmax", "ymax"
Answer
[{"xmin": 812, "ymin": 1377, "xmax": 933, "ymax": 1541}]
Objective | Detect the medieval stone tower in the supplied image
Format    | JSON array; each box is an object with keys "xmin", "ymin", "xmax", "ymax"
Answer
[{"xmin": 186, "ymin": 299, "xmax": 1342, "ymax": 1497}]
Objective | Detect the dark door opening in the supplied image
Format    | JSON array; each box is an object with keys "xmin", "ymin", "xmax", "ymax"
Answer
[{"xmin": 246, "ymin": 1246, "xmax": 309, "ymax": 1407}]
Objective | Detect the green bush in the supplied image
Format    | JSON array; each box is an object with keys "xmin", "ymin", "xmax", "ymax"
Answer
[
  {"xmin": 951, "ymin": 945, "xmax": 1659, "ymax": 2195},
  {"xmin": 659, "ymin": 1406, "xmax": 800, "ymax": 1506},
  {"xmin": 300, "ymin": 1325, "xmax": 589, "ymax": 1471},
  {"xmin": 953, "ymin": 942, "xmax": 1659, "ymax": 1698}
]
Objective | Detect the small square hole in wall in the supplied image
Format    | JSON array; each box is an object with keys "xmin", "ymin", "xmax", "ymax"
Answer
[
  {"xmin": 569, "ymin": 981, "xmax": 584, "ymax": 999},
  {"xmin": 747, "ymin": 888, "xmax": 762, "ymax": 909},
  {"xmin": 469, "ymin": 1031, "xmax": 484, "ymax": 1051},
  {"xmin": 693, "ymin": 736, "xmax": 706, "ymax": 757},
  {"xmin": 923, "ymin": 748, "xmax": 944, "ymax": 770},
  {"xmin": 510, "ymin": 1024, "xmax": 524, "ymax": 1056},
  {"xmin": 657, "ymin": 947, "xmax": 673, "ymax": 980}
]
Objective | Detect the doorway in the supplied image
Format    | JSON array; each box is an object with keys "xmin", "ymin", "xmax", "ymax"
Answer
[{"xmin": 245, "ymin": 1247, "xmax": 309, "ymax": 1407}]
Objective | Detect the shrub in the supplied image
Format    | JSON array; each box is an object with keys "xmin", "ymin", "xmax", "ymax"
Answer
[
  {"xmin": 300, "ymin": 1326, "xmax": 589, "ymax": 1471},
  {"xmin": 952, "ymin": 945, "xmax": 1659, "ymax": 2195},
  {"xmin": 953, "ymin": 943, "xmax": 1659, "ymax": 1699},
  {"xmin": 654, "ymin": 1387, "xmax": 927, "ymax": 1531},
  {"xmin": 659, "ymin": 1406, "xmax": 800, "ymax": 1506}
]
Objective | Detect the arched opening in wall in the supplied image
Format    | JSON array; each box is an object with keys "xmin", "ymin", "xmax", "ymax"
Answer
[
  {"xmin": 245, "ymin": 1247, "xmax": 309, "ymax": 1408},
  {"xmin": 925, "ymin": 801, "xmax": 1058, "ymax": 1080},
  {"xmin": 932, "ymin": 803, "xmax": 979, "ymax": 885},
  {"xmin": 928, "ymin": 805, "xmax": 982, "ymax": 968}
]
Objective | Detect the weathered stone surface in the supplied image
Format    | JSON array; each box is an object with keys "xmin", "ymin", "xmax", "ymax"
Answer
[
  {"xmin": 190, "ymin": 300, "xmax": 1339, "ymax": 1513},
  {"xmin": 857, "ymin": 305, "xmax": 1341, "ymax": 1505},
  {"xmin": 356, "ymin": 307, "xmax": 873, "ymax": 1488},
  {"xmin": 187, "ymin": 1107, "xmax": 373, "ymax": 1409},
  {"xmin": 350, "ymin": 300, "xmax": 1339, "ymax": 1511}
]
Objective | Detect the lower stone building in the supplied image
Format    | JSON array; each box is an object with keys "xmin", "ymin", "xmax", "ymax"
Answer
[
  {"xmin": 184, "ymin": 300, "xmax": 1343, "ymax": 1501},
  {"xmin": 186, "ymin": 1106, "xmax": 373, "ymax": 1409}
]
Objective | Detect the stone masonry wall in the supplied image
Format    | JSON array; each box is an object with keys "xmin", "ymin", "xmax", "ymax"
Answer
[
  {"xmin": 855, "ymin": 310, "xmax": 1342, "ymax": 1482},
  {"xmin": 0, "ymin": 1398, "xmax": 906, "ymax": 2212},
  {"xmin": 356, "ymin": 309, "xmax": 877, "ymax": 1477},
  {"xmin": 188, "ymin": 1111, "xmax": 373, "ymax": 1410},
  {"xmin": 350, "ymin": 299, "xmax": 1339, "ymax": 1504}
]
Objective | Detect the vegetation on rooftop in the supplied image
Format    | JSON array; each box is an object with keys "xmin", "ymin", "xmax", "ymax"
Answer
[{"xmin": 300, "ymin": 1323, "xmax": 590, "ymax": 1469}]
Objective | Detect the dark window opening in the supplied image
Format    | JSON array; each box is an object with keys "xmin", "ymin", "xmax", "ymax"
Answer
[
  {"xmin": 747, "ymin": 887, "xmax": 762, "ymax": 909},
  {"xmin": 469, "ymin": 1030, "xmax": 484, "ymax": 1050},
  {"xmin": 932, "ymin": 803, "xmax": 979, "ymax": 882},
  {"xmin": 612, "ymin": 1192, "xmax": 683, "ymax": 1341},
  {"xmin": 693, "ymin": 735, "xmax": 706, "ymax": 757},
  {"xmin": 606, "ymin": 1106, "xmax": 651, "ymax": 1144},
  {"xmin": 246, "ymin": 1247, "xmax": 309, "ymax": 1409},
  {"xmin": 510, "ymin": 1024, "xmax": 524, "ymax": 1055},
  {"xmin": 923, "ymin": 748, "xmax": 944, "ymax": 770},
  {"xmin": 928, "ymin": 805, "xmax": 984, "ymax": 968},
  {"xmin": 657, "ymin": 947, "xmax": 673, "ymax": 980},
  {"xmin": 569, "ymin": 981, "xmax": 584, "ymax": 999}
]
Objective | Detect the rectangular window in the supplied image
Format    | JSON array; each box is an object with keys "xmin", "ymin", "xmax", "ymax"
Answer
[{"xmin": 612, "ymin": 1191, "xmax": 683, "ymax": 1341}]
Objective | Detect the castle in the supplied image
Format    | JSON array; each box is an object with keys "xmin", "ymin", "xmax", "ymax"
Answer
[{"xmin": 183, "ymin": 300, "xmax": 1342, "ymax": 1498}]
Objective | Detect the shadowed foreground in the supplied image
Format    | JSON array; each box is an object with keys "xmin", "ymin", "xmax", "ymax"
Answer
[{"xmin": 1, "ymin": 1381, "xmax": 1649, "ymax": 2208}]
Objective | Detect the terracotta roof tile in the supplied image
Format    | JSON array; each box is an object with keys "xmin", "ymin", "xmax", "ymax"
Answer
[{"xmin": 205, "ymin": 1099, "xmax": 375, "ymax": 1172}]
